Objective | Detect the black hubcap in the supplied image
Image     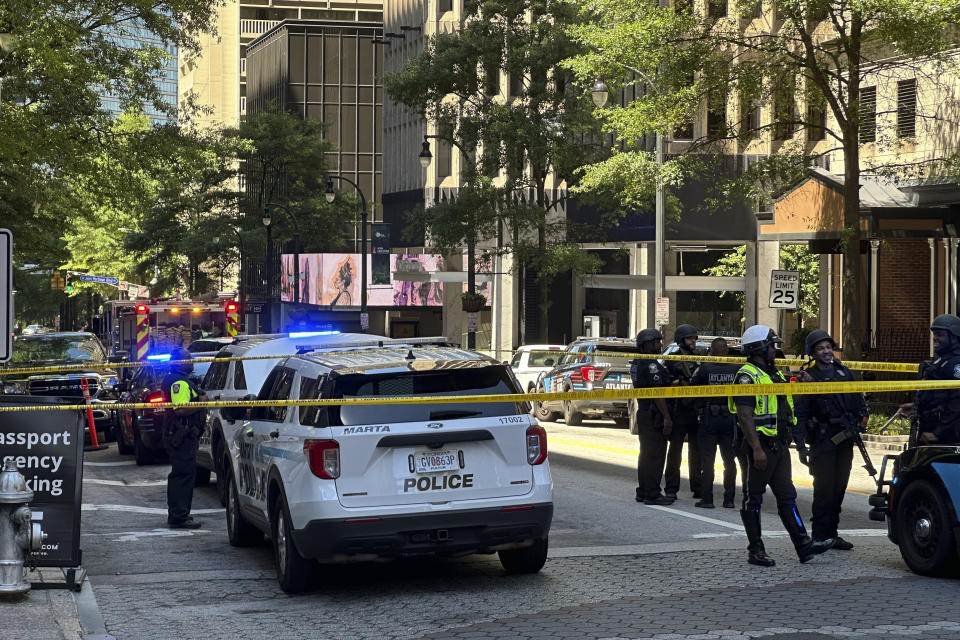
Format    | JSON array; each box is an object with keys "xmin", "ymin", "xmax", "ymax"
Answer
[{"xmin": 906, "ymin": 497, "xmax": 940, "ymax": 559}]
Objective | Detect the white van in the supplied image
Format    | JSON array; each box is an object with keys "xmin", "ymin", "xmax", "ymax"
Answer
[{"xmin": 196, "ymin": 332, "xmax": 388, "ymax": 496}]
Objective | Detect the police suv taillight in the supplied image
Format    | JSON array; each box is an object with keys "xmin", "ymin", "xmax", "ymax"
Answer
[
  {"xmin": 304, "ymin": 439, "xmax": 340, "ymax": 479},
  {"xmin": 526, "ymin": 425, "xmax": 547, "ymax": 465},
  {"xmin": 580, "ymin": 366, "xmax": 595, "ymax": 382}
]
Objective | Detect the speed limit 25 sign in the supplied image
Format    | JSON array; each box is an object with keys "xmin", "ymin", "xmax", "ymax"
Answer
[{"xmin": 769, "ymin": 270, "xmax": 800, "ymax": 309}]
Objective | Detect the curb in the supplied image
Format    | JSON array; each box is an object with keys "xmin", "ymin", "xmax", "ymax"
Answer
[{"xmin": 75, "ymin": 577, "xmax": 115, "ymax": 640}]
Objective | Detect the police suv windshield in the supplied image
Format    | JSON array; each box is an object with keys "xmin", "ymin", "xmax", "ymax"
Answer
[{"xmin": 328, "ymin": 365, "xmax": 525, "ymax": 426}]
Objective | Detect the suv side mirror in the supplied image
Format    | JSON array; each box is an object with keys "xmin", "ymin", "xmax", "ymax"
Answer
[{"xmin": 544, "ymin": 358, "xmax": 555, "ymax": 367}]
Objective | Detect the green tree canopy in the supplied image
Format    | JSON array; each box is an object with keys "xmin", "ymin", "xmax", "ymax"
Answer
[
  {"xmin": 385, "ymin": 0, "xmax": 608, "ymax": 339},
  {"xmin": 564, "ymin": 0, "xmax": 960, "ymax": 357}
]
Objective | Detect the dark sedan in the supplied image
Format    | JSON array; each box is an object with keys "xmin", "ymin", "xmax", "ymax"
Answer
[{"xmin": 115, "ymin": 360, "xmax": 173, "ymax": 465}]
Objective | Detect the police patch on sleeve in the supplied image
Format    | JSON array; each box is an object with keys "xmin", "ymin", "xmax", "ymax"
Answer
[
  {"xmin": 954, "ymin": 364, "xmax": 960, "ymax": 379},
  {"xmin": 736, "ymin": 374, "xmax": 752, "ymax": 385}
]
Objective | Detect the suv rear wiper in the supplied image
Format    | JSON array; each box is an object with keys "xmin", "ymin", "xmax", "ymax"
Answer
[{"xmin": 428, "ymin": 410, "xmax": 482, "ymax": 420}]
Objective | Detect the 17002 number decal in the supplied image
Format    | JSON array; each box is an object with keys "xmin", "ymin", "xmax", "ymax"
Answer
[{"xmin": 498, "ymin": 416, "xmax": 526, "ymax": 424}]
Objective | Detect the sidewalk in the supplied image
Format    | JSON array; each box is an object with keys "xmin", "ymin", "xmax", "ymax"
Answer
[{"xmin": 0, "ymin": 569, "xmax": 108, "ymax": 640}]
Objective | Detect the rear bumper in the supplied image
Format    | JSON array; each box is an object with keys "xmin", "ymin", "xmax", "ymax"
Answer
[
  {"xmin": 291, "ymin": 502, "xmax": 553, "ymax": 560},
  {"xmin": 573, "ymin": 398, "xmax": 629, "ymax": 415}
]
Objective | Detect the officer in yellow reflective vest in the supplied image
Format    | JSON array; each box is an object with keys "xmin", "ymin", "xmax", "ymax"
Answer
[
  {"xmin": 163, "ymin": 347, "xmax": 207, "ymax": 529},
  {"xmin": 730, "ymin": 325, "xmax": 833, "ymax": 567}
]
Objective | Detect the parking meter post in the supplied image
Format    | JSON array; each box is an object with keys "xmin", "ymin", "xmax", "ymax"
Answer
[{"xmin": 80, "ymin": 377, "xmax": 107, "ymax": 452}]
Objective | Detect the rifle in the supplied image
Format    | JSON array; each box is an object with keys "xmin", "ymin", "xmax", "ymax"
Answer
[{"xmin": 831, "ymin": 425, "xmax": 878, "ymax": 479}]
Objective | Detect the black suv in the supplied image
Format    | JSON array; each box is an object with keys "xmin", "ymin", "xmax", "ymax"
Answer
[
  {"xmin": 532, "ymin": 337, "xmax": 637, "ymax": 426},
  {"xmin": 1, "ymin": 332, "xmax": 119, "ymax": 441}
]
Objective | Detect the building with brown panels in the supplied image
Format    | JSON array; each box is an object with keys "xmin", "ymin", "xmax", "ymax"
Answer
[{"xmin": 178, "ymin": 0, "xmax": 383, "ymax": 130}]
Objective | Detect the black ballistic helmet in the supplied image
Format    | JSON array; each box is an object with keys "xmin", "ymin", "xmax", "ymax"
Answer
[
  {"xmin": 673, "ymin": 324, "xmax": 698, "ymax": 344},
  {"xmin": 930, "ymin": 314, "xmax": 960, "ymax": 339},
  {"xmin": 636, "ymin": 328, "xmax": 662, "ymax": 349},
  {"xmin": 170, "ymin": 347, "xmax": 193, "ymax": 375},
  {"xmin": 804, "ymin": 329, "xmax": 836, "ymax": 356}
]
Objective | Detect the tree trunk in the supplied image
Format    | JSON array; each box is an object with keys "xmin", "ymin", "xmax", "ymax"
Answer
[{"xmin": 841, "ymin": 136, "xmax": 863, "ymax": 360}]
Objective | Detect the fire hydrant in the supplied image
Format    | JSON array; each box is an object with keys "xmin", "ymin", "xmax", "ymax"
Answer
[{"xmin": 0, "ymin": 459, "xmax": 47, "ymax": 595}]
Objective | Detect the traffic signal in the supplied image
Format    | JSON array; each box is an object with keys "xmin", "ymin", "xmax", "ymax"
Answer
[{"xmin": 64, "ymin": 274, "xmax": 72, "ymax": 292}]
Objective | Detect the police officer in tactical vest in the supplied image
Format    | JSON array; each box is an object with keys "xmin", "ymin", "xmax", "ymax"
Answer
[
  {"xmin": 794, "ymin": 330, "xmax": 867, "ymax": 550},
  {"xmin": 163, "ymin": 347, "xmax": 207, "ymax": 529},
  {"xmin": 731, "ymin": 325, "xmax": 833, "ymax": 566},
  {"xmin": 665, "ymin": 324, "xmax": 703, "ymax": 500},
  {"xmin": 914, "ymin": 314, "xmax": 960, "ymax": 446},
  {"xmin": 630, "ymin": 329, "xmax": 676, "ymax": 505},
  {"xmin": 690, "ymin": 337, "xmax": 740, "ymax": 509}
]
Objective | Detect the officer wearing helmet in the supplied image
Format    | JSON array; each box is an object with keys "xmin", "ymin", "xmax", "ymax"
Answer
[
  {"xmin": 730, "ymin": 325, "xmax": 833, "ymax": 566},
  {"xmin": 794, "ymin": 330, "xmax": 867, "ymax": 550},
  {"xmin": 630, "ymin": 328, "xmax": 675, "ymax": 505},
  {"xmin": 162, "ymin": 347, "xmax": 207, "ymax": 529},
  {"xmin": 664, "ymin": 324, "xmax": 703, "ymax": 501},
  {"xmin": 914, "ymin": 314, "xmax": 960, "ymax": 445}
]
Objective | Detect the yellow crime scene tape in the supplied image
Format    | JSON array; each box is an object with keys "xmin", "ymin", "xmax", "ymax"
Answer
[
  {"xmin": 0, "ymin": 346, "xmax": 922, "ymax": 377},
  {"xmin": 0, "ymin": 378, "xmax": 951, "ymax": 414}
]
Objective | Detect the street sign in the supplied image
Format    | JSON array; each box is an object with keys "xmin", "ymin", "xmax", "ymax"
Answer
[
  {"xmin": 371, "ymin": 223, "xmax": 391, "ymax": 285},
  {"xmin": 78, "ymin": 274, "xmax": 119, "ymax": 285},
  {"xmin": 655, "ymin": 296, "xmax": 670, "ymax": 327},
  {"xmin": 769, "ymin": 270, "xmax": 800, "ymax": 309},
  {"xmin": 0, "ymin": 229, "xmax": 11, "ymax": 363},
  {"xmin": 467, "ymin": 311, "xmax": 479, "ymax": 332},
  {"xmin": 360, "ymin": 312, "xmax": 369, "ymax": 331}
]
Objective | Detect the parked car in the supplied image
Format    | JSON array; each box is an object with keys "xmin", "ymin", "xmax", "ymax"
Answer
[
  {"xmin": 22, "ymin": 324, "xmax": 50, "ymax": 335},
  {"xmin": 114, "ymin": 360, "xmax": 174, "ymax": 466},
  {"xmin": 509, "ymin": 344, "xmax": 565, "ymax": 392},
  {"xmin": 532, "ymin": 337, "xmax": 637, "ymax": 426},
  {"xmin": 222, "ymin": 339, "xmax": 551, "ymax": 593},
  {"xmin": 1, "ymin": 332, "xmax": 119, "ymax": 442}
]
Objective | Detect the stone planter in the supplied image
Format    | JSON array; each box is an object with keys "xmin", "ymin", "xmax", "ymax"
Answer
[{"xmin": 861, "ymin": 433, "xmax": 910, "ymax": 453}]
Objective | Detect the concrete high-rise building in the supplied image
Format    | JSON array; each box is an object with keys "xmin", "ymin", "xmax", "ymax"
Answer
[{"xmin": 179, "ymin": 0, "xmax": 383, "ymax": 130}]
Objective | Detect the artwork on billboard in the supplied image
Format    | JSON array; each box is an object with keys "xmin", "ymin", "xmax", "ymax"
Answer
[{"xmin": 280, "ymin": 253, "xmax": 489, "ymax": 307}]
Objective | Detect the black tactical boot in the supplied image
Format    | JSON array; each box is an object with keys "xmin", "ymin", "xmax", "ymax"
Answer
[
  {"xmin": 779, "ymin": 504, "xmax": 833, "ymax": 563},
  {"xmin": 740, "ymin": 509, "xmax": 776, "ymax": 567}
]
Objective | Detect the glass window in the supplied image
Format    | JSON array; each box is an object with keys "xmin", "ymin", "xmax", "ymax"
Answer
[
  {"xmin": 589, "ymin": 345, "xmax": 641, "ymax": 368},
  {"xmin": 12, "ymin": 335, "xmax": 106, "ymax": 364},
  {"xmin": 258, "ymin": 367, "xmax": 294, "ymax": 422},
  {"xmin": 528, "ymin": 350, "xmax": 561, "ymax": 367},
  {"xmin": 559, "ymin": 344, "xmax": 585, "ymax": 366},
  {"xmin": 357, "ymin": 37, "xmax": 374, "ymax": 85},
  {"xmin": 234, "ymin": 361, "xmax": 247, "ymax": 391},
  {"xmin": 299, "ymin": 376, "xmax": 327, "ymax": 426},
  {"xmin": 510, "ymin": 352, "xmax": 522, "ymax": 368},
  {"xmin": 202, "ymin": 358, "xmax": 230, "ymax": 391},
  {"xmin": 859, "ymin": 86, "xmax": 876, "ymax": 143},
  {"xmin": 324, "ymin": 36, "xmax": 340, "ymax": 83},
  {"xmin": 897, "ymin": 79, "xmax": 916, "ymax": 138},
  {"xmin": 329, "ymin": 365, "xmax": 525, "ymax": 426}
]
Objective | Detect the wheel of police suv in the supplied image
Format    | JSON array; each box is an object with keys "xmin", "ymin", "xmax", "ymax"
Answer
[
  {"xmin": 133, "ymin": 428, "xmax": 153, "ymax": 466},
  {"xmin": 533, "ymin": 383, "xmax": 560, "ymax": 423},
  {"xmin": 563, "ymin": 386, "xmax": 583, "ymax": 426},
  {"xmin": 498, "ymin": 537, "xmax": 548, "ymax": 574},
  {"xmin": 895, "ymin": 479, "xmax": 960, "ymax": 577},
  {"xmin": 226, "ymin": 474, "xmax": 262, "ymax": 548},
  {"xmin": 271, "ymin": 497, "xmax": 316, "ymax": 593}
]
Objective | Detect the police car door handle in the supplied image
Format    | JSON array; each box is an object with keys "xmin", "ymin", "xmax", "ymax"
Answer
[
  {"xmin": 269, "ymin": 430, "xmax": 279, "ymax": 439},
  {"xmin": 244, "ymin": 429, "xmax": 254, "ymax": 439}
]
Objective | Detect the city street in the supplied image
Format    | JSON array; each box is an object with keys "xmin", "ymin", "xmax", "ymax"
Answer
[{"xmin": 63, "ymin": 420, "xmax": 960, "ymax": 640}]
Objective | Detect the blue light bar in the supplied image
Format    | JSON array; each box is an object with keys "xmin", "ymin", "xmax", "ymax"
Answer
[
  {"xmin": 147, "ymin": 354, "xmax": 172, "ymax": 361},
  {"xmin": 288, "ymin": 330, "xmax": 342, "ymax": 339}
]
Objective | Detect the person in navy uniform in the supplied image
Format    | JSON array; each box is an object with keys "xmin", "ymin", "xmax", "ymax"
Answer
[
  {"xmin": 630, "ymin": 328, "xmax": 675, "ymax": 505},
  {"xmin": 664, "ymin": 324, "xmax": 702, "ymax": 500},
  {"xmin": 163, "ymin": 347, "xmax": 207, "ymax": 529},
  {"xmin": 914, "ymin": 314, "xmax": 960, "ymax": 446},
  {"xmin": 690, "ymin": 337, "xmax": 740, "ymax": 509},
  {"xmin": 794, "ymin": 330, "xmax": 867, "ymax": 550}
]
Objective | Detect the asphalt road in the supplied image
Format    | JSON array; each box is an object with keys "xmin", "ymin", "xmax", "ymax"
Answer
[{"xmin": 72, "ymin": 419, "xmax": 953, "ymax": 640}]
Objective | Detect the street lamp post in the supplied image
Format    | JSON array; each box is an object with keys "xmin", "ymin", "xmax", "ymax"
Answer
[
  {"xmin": 214, "ymin": 229, "xmax": 246, "ymax": 332},
  {"xmin": 261, "ymin": 211, "xmax": 273, "ymax": 332},
  {"xmin": 263, "ymin": 202, "xmax": 302, "ymax": 304},
  {"xmin": 418, "ymin": 134, "xmax": 479, "ymax": 349},
  {"xmin": 592, "ymin": 74, "xmax": 665, "ymax": 327},
  {"xmin": 324, "ymin": 176, "xmax": 368, "ymax": 329}
]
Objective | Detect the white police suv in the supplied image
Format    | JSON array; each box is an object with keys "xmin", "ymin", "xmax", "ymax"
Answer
[{"xmin": 221, "ymin": 340, "xmax": 553, "ymax": 592}]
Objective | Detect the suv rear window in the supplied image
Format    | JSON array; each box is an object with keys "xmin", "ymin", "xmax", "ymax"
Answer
[
  {"xmin": 590, "ymin": 344, "xmax": 638, "ymax": 367},
  {"xmin": 327, "ymin": 365, "xmax": 526, "ymax": 426}
]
